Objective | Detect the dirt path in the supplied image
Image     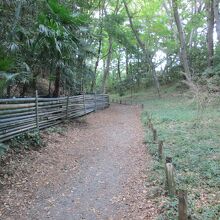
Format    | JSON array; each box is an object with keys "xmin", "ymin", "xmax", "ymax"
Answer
[{"xmin": 0, "ymin": 104, "xmax": 158, "ymax": 220}]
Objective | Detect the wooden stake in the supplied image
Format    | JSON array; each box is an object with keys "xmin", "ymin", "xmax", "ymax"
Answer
[
  {"xmin": 158, "ymin": 140, "xmax": 163, "ymax": 160},
  {"xmin": 66, "ymin": 95, "xmax": 69, "ymax": 119},
  {"xmin": 102, "ymin": 95, "xmax": 105, "ymax": 110},
  {"xmin": 166, "ymin": 157, "xmax": 172, "ymax": 163},
  {"xmin": 83, "ymin": 92, "xmax": 86, "ymax": 114},
  {"xmin": 141, "ymin": 103, "xmax": 144, "ymax": 109},
  {"xmin": 165, "ymin": 157, "xmax": 176, "ymax": 196},
  {"xmin": 120, "ymin": 100, "xmax": 122, "ymax": 104},
  {"xmin": 147, "ymin": 118, "xmax": 152, "ymax": 129},
  {"xmin": 94, "ymin": 92, "xmax": 97, "ymax": 112},
  {"xmin": 153, "ymin": 128, "xmax": 157, "ymax": 142},
  {"xmin": 178, "ymin": 190, "xmax": 188, "ymax": 220},
  {"xmin": 35, "ymin": 90, "xmax": 39, "ymax": 131}
]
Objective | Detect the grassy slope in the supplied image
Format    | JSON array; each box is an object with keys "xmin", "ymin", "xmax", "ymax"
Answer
[{"xmin": 111, "ymin": 85, "xmax": 220, "ymax": 219}]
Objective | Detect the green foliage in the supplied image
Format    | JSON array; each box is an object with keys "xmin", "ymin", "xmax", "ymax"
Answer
[
  {"xmin": 188, "ymin": 45, "xmax": 208, "ymax": 74},
  {"xmin": 0, "ymin": 58, "xmax": 13, "ymax": 72},
  {"xmin": 9, "ymin": 131, "xmax": 44, "ymax": 151}
]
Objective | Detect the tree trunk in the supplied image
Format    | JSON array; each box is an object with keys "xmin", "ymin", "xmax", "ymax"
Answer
[
  {"xmin": 123, "ymin": 0, "xmax": 161, "ymax": 97},
  {"xmin": 20, "ymin": 83, "xmax": 28, "ymax": 97},
  {"xmin": 172, "ymin": 0, "xmax": 191, "ymax": 75},
  {"xmin": 91, "ymin": 36, "xmax": 102, "ymax": 92},
  {"xmin": 163, "ymin": 0, "xmax": 178, "ymax": 41},
  {"xmin": 6, "ymin": 85, "xmax": 11, "ymax": 98},
  {"xmin": 126, "ymin": 49, "xmax": 129, "ymax": 76},
  {"xmin": 214, "ymin": 0, "xmax": 220, "ymax": 43},
  {"xmin": 101, "ymin": 36, "xmax": 113, "ymax": 93},
  {"xmin": 206, "ymin": 0, "xmax": 214, "ymax": 67},
  {"xmin": 91, "ymin": 0, "xmax": 105, "ymax": 92},
  {"xmin": 53, "ymin": 66, "xmax": 61, "ymax": 97},
  {"xmin": 117, "ymin": 54, "xmax": 121, "ymax": 81}
]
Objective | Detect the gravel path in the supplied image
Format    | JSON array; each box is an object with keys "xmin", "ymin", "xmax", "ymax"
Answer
[{"xmin": 0, "ymin": 104, "xmax": 158, "ymax": 219}]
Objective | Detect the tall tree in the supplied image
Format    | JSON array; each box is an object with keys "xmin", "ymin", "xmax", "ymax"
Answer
[
  {"xmin": 91, "ymin": 0, "xmax": 105, "ymax": 92},
  {"xmin": 172, "ymin": 0, "xmax": 191, "ymax": 75},
  {"xmin": 101, "ymin": 0, "xmax": 120, "ymax": 93},
  {"xmin": 206, "ymin": 0, "xmax": 214, "ymax": 67},
  {"xmin": 123, "ymin": 0, "xmax": 161, "ymax": 97},
  {"xmin": 214, "ymin": 0, "xmax": 220, "ymax": 43},
  {"xmin": 101, "ymin": 35, "xmax": 113, "ymax": 93}
]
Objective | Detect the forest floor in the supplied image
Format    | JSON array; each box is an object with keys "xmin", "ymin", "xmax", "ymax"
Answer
[{"xmin": 0, "ymin": 104, "xmax": 161, "ymax": 220}]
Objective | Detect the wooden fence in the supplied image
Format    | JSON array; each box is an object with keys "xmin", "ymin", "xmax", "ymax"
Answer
[{"xmin": 0, "ymin": 92, "xmax": 109, "ymax": 142}]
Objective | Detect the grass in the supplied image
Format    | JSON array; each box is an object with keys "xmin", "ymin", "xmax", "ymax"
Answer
[{"xmin": 111, "ymin": 85, "xmax": 220, "ymax": 219}]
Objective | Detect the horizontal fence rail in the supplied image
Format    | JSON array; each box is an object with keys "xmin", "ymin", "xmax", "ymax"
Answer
[{"xmin": 0, "ymin": 93, "xmax": 109, "ymax": 142}]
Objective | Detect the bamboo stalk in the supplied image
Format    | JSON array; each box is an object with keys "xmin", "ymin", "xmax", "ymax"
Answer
[{"xmin": 0, "ymin": 103, "xmax": 35, "ymax": 110}]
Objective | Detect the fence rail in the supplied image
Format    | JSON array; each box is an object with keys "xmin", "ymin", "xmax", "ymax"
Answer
[{"xmin": 0, "ymin": 93, "xmax": 109, "ymax": 142}]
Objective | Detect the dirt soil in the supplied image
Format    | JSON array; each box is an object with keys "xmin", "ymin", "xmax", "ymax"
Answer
[{"xmin": 0, "ymin": 104, "xmax": 159, "ymax": 220}]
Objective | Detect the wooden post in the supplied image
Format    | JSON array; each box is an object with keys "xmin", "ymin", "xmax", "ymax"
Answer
[
  {"xmin": 94, "ymin": 92, "xmax": 97, "ymax": 112},
  {"xmin": 102, "ymin": 95, "xmax": 105, "ymax": 110},
  {"xmin": 120, "ymin": 100, "xmax": 122, "ymax": 104},
  {"xmin": 35, "ymin": 90, "xmax": 39, "ymax": 131},
  {"xmin": 141, "ymin": 103, "xmax": 144, "ymax": 109},
  {"xmin": 66, "ymin": 95, "xmax": 69, "ymax": 119},
  {"xmin": 178, "ymin": 190, "xmax": 188, "ymax": 220},
  {"xmin": 83, "ymin": 92, "xmax": 86, "ymax": 114},
  {"xmin": 153, "ymin": 128, "xmax": 157, "ymax": 142},
  {"xmin": 148, "ymin": 118, "xmax": 152, "ymax": 129},
  {"xmin": 166, "ymin": 157, "xmax": 172, "ymax": 163},
  {"xmin": 165, "ymin": 157, "xmax": 176, "ymax": 196},
  {"xmin": 158, "ymin": 140, "xmax": 163, "ymax": 160}
]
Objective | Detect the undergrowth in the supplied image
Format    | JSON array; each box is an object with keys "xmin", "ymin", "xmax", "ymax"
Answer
[
  {"xmin": 0, "ymin": 131, "xmax": 44, "ymax": 156},
  {"xmin": 144, "ymin": 95, "xmax": 220, "ymax": 219}
]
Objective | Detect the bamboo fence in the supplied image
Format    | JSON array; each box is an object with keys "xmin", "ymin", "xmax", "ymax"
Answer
[{"xmin": 0, "ymin": 92, "xmax": 109, "ymax": 142}]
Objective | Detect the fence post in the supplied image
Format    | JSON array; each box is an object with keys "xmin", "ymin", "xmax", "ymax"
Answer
[
  {"xmin": 83, "ymin": 92, "xmax": 86, "ymax": 114},
  {"xmin": 94, "ymin": 92, "xmax": 97, "ymax": 112},
  {"xmin": 66, "ymin": 94, "xmax": 69, "ymax": 119},
  {"xmin": 102, "ymin": 95, "xmax": 105, "ymax": 110},
  {"xmin": 158, "ymin": 140, "xmax": 163, "ymax": 160},
  {"xmin": 153, "ymin": 128, "xmax": 157, "ymax": 142},
  {"xmin": 165, "ymin": 157, "xmax": 176, "ymax": 196},
  {"xmin": 35, "ymin": 90, "xmax": 39, "ymax": 131},
  {"xmin": 178, "ymin": 190, "xmax": 188, "ymax": 220}
]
